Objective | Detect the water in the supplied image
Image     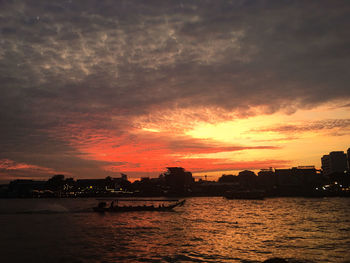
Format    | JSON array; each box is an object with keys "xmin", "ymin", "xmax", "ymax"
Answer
[{"xmin": 0, "ymin": 197, "xmax": 349, "ymax": 263}]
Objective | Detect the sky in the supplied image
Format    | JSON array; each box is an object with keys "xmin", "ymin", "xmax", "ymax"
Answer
[{"xmin": 0, "ymin": 0, "xmax": 350, "ymax": 182}]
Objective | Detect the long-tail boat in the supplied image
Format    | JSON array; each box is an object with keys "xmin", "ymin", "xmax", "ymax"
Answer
[{"xmin": 93, "ymin": 199, "xmax": 186, "ymax": 213}]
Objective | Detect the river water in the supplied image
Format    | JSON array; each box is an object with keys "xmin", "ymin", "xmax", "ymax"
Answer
[{"xmin": 0, "ymin": 197, "xmax": 349, "ymax": 263}]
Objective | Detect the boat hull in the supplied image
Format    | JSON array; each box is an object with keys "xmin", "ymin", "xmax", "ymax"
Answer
[{"xmin": 93, "ymin": 200, "xmax": 185, "ymax": 213}]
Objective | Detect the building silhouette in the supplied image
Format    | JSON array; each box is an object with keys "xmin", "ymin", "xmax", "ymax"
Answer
[
  {"xmin": 163, "ymin": 167, "xmax": 194, "ymax": 195},
  {"xmin": 321, "ymin": 151, "xmax": 348, "ymax": 176},
  {"xmin": 275, "ymin": 166, "xmax": 319, "ymax": 196},
  {"xmin": 258, "ymin": 168, "xmax": 277, "ymax": 191}
]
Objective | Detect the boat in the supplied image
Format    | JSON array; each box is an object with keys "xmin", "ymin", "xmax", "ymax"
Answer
[
  {"xmin": 224, "ymin": 190, "xmax": 266, "ymax": 200},
  {"xmin": 93, "ymin": 199, "xmax": 186, "ymax": 213}
]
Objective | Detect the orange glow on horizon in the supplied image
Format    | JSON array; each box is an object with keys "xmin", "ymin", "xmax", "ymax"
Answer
[{"xmin": 44, "ymin": 103, "xmax": 349, "ymax": 180}]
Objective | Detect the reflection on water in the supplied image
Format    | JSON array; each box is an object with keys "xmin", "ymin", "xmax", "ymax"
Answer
[{"xmin": 0, "ymin": 197, "xmax": 349, "ymax": 262}]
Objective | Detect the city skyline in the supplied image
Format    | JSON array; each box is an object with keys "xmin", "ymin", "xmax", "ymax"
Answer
[{"xmin": 1, "ymin": 1, "xmax": 350, "ymax": 182}]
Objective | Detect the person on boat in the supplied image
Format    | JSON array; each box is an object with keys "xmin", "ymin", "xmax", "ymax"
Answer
[{"xmin": 110, "ymin": 201, "xmax": 115, "ymax": 209}]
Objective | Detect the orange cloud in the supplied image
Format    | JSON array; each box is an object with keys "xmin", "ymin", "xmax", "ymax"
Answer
[
  {"xmin": 0, "ymin": 159, "xmax": 64, "ymax": 180},
  {"xmin": 51, "ymin": 121, "xmax": 285, "ymax": 176},
  {"xmin": 254, "ymin": 119, "xmax": 350, "ymax": 134}
]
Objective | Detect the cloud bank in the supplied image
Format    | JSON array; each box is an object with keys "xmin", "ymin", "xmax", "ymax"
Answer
[{"xmin": 1, "ymin": 0, "xmax": 349, "ymax": 179}]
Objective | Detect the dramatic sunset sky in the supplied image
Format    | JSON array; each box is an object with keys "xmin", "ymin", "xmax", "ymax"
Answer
[{"xmin": 1, "ymin": 0, "xmax": 349, "ymax": 182}]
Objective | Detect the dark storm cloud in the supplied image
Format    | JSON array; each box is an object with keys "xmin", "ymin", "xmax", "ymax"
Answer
[{"xmin": 1, "ymin": 0, "xmax": 349, "ymax": 177}]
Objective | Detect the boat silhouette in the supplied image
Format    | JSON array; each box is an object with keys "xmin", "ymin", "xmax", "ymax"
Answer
[{"xmin": 93, "ymin": 199, "xmax": 186, "ymax": 213}]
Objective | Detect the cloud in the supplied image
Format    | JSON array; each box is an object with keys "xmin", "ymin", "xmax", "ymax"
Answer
[
  {"xmin": 340, "ymin": 103, "xmax": 350, "ymax": 108},
  {"xmin": 1, "ymin": 0, "xmax": 349, "ymax": 179},
  {"xmin": 104, "ymin": 158, "xmax": 290, "ymax": 174},
  {"xmin": 0, "ymin": 159, "xmax": 64, "ymax": 180},
  {"xmin": 254, "ymin": 119, "xmax": 350, "ymax": 134},
  {"xmin": 1, "ymin": 1, "xmax": 349, "ymax": 116},
  {"xmin": 51, "ymin": 123, "xmax": 281, "ymax": 173},
  {"xmin": 0, "ymin": 159, "xmax": 50, "ymax": 171}
]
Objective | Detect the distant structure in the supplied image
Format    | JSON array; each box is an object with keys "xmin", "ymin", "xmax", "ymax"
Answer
[
  {"xmin": 347, "ymin": 148, "xmax": 350, "ymax": 171},
  {"xmin": 8, "ymin": 180, "xmax": 47, "ymax": 197},
  {"xmin": 163, "ymin": 167, "xmax": 194, "ymax": 194},
  {"xmin": 238, "ymin": 170, "xmax": 257, "ymax": 188},
  {"xmin": 275, "ymin": 166, "xmax": 319, "ymax": 195},
  {"xmin": 321, "ymin": 151, "xmax": 348, "ymax": 176},
  {"xmin": 258, "ymin": 168, "xmax": 276, "ymax": 191},
  {"xmin": 76, "ymin": 174, "xmax": 130, "ymax": 192}
]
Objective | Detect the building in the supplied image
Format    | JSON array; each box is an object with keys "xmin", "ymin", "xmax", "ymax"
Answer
[
  {"xmin": 258, "ymin": 168, "xmax": 277, "ymax": 190},
  {"xmin": 237, "ymin": 170, "xmax": 257, "ymax": 188},
  {"xmin": 275, "ymin": 166, "xmax": 319, "ymax": 195},
  {"xmin": 76, "ymin": 179, "xmax": 106, "ymax": 191},
  {"xmin": 321, "ymin": 151, "xmax": 348, "ymax": 176},
  {"xmin": 76, "ymin": 175, "xmax": 130, "ymax": 192},
  {"xmin": 347, "ymin": 148, "xmax": 350, "ymax": 170},
  {"xmin": 8, "ymin": 180, "xmax": 47, "ymax": 197},
  {"xmin": 163, "ymin": 167, "xmax": 194, "ymax": 194}
]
